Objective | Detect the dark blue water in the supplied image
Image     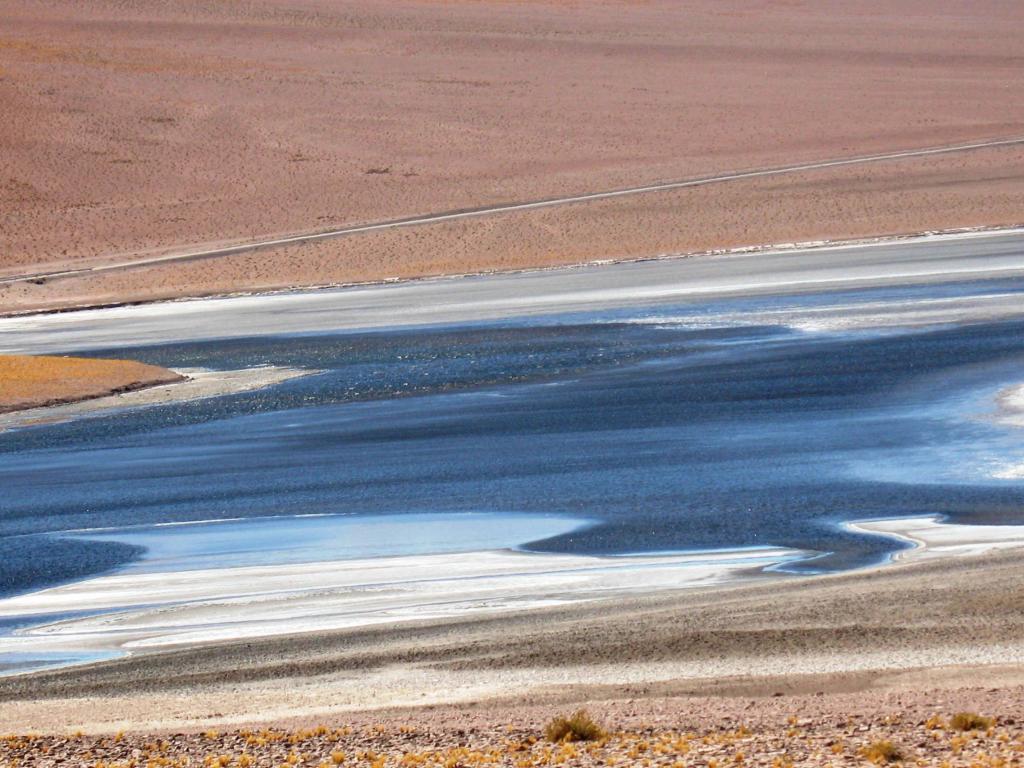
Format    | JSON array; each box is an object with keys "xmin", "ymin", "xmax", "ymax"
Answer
[{"xmin": 3, "ymin": 281, "xmax": 1024, "ymax": 596}]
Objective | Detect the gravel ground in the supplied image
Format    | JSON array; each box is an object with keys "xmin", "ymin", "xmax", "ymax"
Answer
[{"xmin": 3, "ymin": 686, "xmax": 1021, "ymax": 767}]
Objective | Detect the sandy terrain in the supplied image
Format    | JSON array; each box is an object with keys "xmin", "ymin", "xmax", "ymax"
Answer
[
  {"xmin": 0, "ymin": 354, "xmax": 184, "ymax": 412},
  {"xmin": 2, "ymin": 0, "xmax": 1024, "ymax": 311}
]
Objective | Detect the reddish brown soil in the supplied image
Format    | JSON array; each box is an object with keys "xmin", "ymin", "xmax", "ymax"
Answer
[{"xmin": 2, "ymin": 0, "xmax": 1024, "ymax": 311}]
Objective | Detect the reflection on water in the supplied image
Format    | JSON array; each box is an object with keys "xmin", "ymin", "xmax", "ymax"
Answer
[
  {"xmin": 62, "ymin": 512, "xmax": 591, "ymax": 572},
  {"xmin": 1, "ymin": 279, "xmax": 1023, "ymax": 597}
]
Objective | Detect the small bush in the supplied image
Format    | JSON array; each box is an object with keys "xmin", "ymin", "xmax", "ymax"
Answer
[
  {"xmin": 949, "ymin": 712, "xmax": 994, "ymax": 732},
  {"xmin": 544, "ymin": 710, "xmax": 606, "ymax": 743},
  {"xmin": 862, "ymin": 740, "xmax": 903, "ymax": 764}
]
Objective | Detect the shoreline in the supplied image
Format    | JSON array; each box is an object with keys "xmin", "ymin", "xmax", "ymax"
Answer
[
  {"xmin": 0, "ymin": 365, "xmax": 315, "ymax": 432},
  {"xmin": 4, "ymin": 513, "xmax": 1024, "ymax": 732},
  {"xmin": 3, "ymin": 544, "xmax": 1024, "ymax": 734},
  {"xmin": 5, "ymin": 511, "xmax": 1022, "ymax": 678},
  {"xmin": 0, "ymin": 376, "xmax": 186, "ymax": 416},
  {"xmin": 847, "ymin": 515, "xmax": 1024, "ymax": 563},
  {"xmin": 0, "ymin": 516, "xmax": 804, "ymax": 674},
  {"xmin": 5, "ymin": 225, "xmax": 1024, "ymax": 357},
  {"xmin": 3, "ymin": 222, "xmax": 1022, "ymax": 322}
]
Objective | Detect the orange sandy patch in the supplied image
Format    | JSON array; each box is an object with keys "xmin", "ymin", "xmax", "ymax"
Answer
[{"xmin": 0, "ymin": 354, "xmax": 184, "ymax": 413}]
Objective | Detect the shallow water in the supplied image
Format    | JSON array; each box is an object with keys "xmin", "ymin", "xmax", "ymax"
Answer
[
  {"xmin": 0, "ymin": 514, "xmax": 803, "ymax": 672},
  {"xmin": 2, "ymin": 279, "xmax": 1024, "ymax": 600},
  {"xmin": 60, "ymin": 512, "xmax": 590, "ymax": 573}
]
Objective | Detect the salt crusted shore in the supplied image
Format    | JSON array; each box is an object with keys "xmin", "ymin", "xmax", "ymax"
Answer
[
  {"xmin": 3, "ymin": 527, "xmax": 1024, "ymax": 735},
  {"xmin": 0, "ymin": 365, "xmax": 314, "ymax": 431}
]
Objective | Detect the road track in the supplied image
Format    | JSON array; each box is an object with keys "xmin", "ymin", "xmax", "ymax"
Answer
[{"xmin": 3, "ymin": 135, "xmax": 1024, "ymax": 287}]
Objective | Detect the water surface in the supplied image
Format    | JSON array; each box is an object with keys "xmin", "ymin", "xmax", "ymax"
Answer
[{"xmin": 2, "ymin": 278, "xmax": 1024, "ymax": 597}]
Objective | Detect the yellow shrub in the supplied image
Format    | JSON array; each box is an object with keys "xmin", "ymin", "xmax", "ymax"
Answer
[
  {"xmin": 544, "ymin": 711, "xmax": 606, "ymax": 743},
  {"xmin": 861, "ymin": 740, "xmax": 903, "ymax": 764},
  {"xmin": 949, "ymin": 712, "xmax": 994, "ymax": 732}
]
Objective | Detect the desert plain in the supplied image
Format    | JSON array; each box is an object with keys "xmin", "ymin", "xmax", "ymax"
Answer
[{"xmin": 2, "ymin": 0, "xmax": 1024, "ymax": 312}]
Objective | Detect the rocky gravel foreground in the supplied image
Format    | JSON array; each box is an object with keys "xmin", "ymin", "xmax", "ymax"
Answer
[{"xmin": 3, "ymin": 690, "xmax": 1020, "ymax": 768}]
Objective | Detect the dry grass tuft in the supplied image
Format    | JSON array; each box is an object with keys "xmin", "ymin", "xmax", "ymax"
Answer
[
  {"xmin": 544, "ymin": 710, "xmax": 606, "ymax": 743},
  {"xmin": 949, "ymin": 712, "xmax": 994, "ymax": 732},
  {"xmin": 861, "ymin": 740, "xmax": 903, "ymax": 764}
]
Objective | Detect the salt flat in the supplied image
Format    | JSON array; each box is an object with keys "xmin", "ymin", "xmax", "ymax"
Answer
[{"xmin": 3, "ymin": 229, "xmax": 1024, "ymax": 354}]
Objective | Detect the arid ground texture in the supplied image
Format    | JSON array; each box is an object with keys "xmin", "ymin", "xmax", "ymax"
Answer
[
  {"xmin": 2, "ymin": 0, "xmax": 1024, "ymax": 312},
  {"xmin": 5, "ymin": 549, "xmax": 1024, "ymax": 735},
  {"xmin": 1, "ymin": 695, "xmax": 1020, "ymax": 768}
]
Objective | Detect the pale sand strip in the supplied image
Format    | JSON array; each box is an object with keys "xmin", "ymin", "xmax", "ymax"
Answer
[
  {"xmin": 5, "ymin": 542, "xmax": 1024, "ymax": 734},
  {"xmin": 5, "ymin": 227, "xmax": 1024, "ymax": 355},
  {"xmin": 848, "ymin": 515, "xmax": 1024, "ymax": 561},
  {"xmin": 0, "ymin": 547, "xmax": 801, "ymax": 659},
  {"xmin": 6, "ymin": 515, "xmax": 1024, "ymax": 734},
  {"xmin": 0, "ymin": 366, "xmax": 314, "ymax": 431}
]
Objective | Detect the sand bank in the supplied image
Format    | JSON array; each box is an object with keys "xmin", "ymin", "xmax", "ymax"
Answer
[
  {"xmin": 0, "ymin": 544, "xmax": 802, "ymax": 665},
  {"xmin": 3, "ymin": 543, "xmax": 1024, "ymax": 734},
  {"xmin": 0, "ymin": 354, "xmax": 183, "ymax": 413},
  {"xmin": 0, "ymin": 365, "xmax": 313, "ymax": 431},
  {"xmin": 5, "ymin": 515, "xmax": 1024, "ymax": 732},
  {"xmin": 849, "ymin": 515, "xmax": 1024, "ymax": 561}
]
